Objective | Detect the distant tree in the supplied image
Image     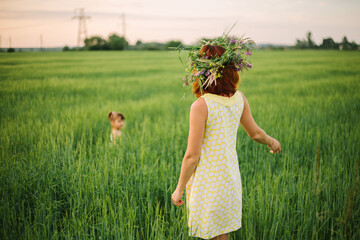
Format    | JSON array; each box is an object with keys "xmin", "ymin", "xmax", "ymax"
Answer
[
  {"xmin": 84, "ymin": 36, "xmax": 108, "ymax": 50},
  {"xmin": 295, "ymin": 33, "xmax": 357, "ymax": 50},
  {"xmin": 295, "ymin": 39, "xmax": 308, "ymax": 49},
  {"xmin": 62, "ymin": 46, "xmax": 70, "ymax": 51},
  {"xmin": 108, "ymin": 34, "xmax": 128, "ymax": 50},
  {"xmin": 134, "ymin": 40, "xmax": 143, "ymax": 50},
  {"xmin": 306, "ymin": 31, "xmax": 317, "ymax": 49},
  {"xmin": 7, "ymin": 48, "xmax": 15, "ymax": 53},
  {"xmin": 136, "ymin": 40, "xmax": 143, "ymax": 46},
  {"xmin": 165, "ymin": 40, "xmax": 182, "ymax": 50},
  {"xmin": 320, "ymin": 38, "xmax": 339, "ymax": 49},
  {"xmin": 350, "ymin": 41, "xmax": 358, "ymax": 50},
  {"xmin": 295, "ymin": 31, "xmax": 317, "ymax": 49},
  {"xmin": 340, "ymin": 36, "xmax": 352, "ymax": 50}
]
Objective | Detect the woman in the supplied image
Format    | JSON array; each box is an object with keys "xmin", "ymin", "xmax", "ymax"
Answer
[{"xmin": 172, "ymin": 37, "xmax": 281, "ymax": 240}]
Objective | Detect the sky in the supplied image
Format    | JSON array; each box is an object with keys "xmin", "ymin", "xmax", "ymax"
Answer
[{"xmin": 0, "ymin": 0, "xmax": 359, "ymax": 48}]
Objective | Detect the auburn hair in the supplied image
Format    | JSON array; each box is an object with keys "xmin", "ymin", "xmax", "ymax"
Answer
[
  {"xmin": 108, "ymin": 111, "xmax": 125, "ymax": 121},
  {"xmin": 192, "ymin": 45, "xmax": 240, "ymax": 98}
]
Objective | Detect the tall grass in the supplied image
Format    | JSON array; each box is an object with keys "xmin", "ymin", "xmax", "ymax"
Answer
[{"xmin": 0, "ymin": 50, "xmax": 359, "ymax": 239}]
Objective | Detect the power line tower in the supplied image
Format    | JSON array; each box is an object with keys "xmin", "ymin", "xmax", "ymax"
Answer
[{"xmin": 72, "ymin": 8, "xmax": 90, "ymax": 47}]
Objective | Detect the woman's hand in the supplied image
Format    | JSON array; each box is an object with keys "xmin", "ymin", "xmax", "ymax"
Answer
[
  {"xmin": 171, "ymin": 188, "xmax": 185, "ymax": 206},
  {"xmin": 268, "ymin": 138, "xmax": 281, "ymax": 154}
]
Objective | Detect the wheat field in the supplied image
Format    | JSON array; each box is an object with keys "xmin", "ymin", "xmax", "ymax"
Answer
[{"xmin": 0, "ymin": 50, "xmax": 359, "ymax": 239}]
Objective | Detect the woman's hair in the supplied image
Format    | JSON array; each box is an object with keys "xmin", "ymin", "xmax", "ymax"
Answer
[
  {"xmin": 108, "ymin": 111, "xmax": 125, "ymax": 121},
  {"xmin": 192, "ymin": 45, "xmax": 240, "ymax": 98}
]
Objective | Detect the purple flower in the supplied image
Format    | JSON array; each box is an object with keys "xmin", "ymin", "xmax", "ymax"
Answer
[
  {"xmin": 231, "ymin": 39, "xmax": 237, "ymax": 44},
  {"xmin": 234, "ymin": 54, "xmax": 240, "ymax": 61},
  {"xmin": 205, "ymin": 70, "xmax": 211, "ymax": 76},
  {"xmin": 205, "ymin": 56, "xmax": 209, "ymax": 59},
  {"xmin": 246, "ymin": 49, "xmax": 251, "ymax": 56},
  {"xmin": 197, "ymin": 70, "xmax": 205, "ymax": 76},
  {"xmin": 247, "ymin": 63, "xmax": 252, "ymax": 68},
  {"xmin": 236, "ymin": 57, "xmax": 243, "ymax": 64},
  {"xmin": 235, "ymin": 64, "xmax": 244, "ymax": 71},
  {"xmin": 191, "ymin": 62, "xmax": 194, "ymax": 66}
]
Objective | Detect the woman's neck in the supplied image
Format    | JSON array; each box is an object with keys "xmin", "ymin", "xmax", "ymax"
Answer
[
  {"xmin": 204, "ymin": 91, "xmax": 235, "ymax": 98},
  {"xmin": 219, "ymin": 93, "xmax": 233, "ymax": 98}
]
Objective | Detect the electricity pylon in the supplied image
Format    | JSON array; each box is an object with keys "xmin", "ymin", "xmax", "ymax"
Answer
[{"xmin": 72, "ymin": 8, "xmax": 90, "ymax": 47}]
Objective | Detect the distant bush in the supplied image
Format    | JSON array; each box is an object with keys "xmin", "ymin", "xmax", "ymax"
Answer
[
  {"xmin": 134, "ymin": 40, "xmax": 143, "ymax": 50},
  {"xmin": 108, "ymin": 34, "xmax": 128, "ymax": 50},
  {"xmin": 165, "ymin": 40, "xmax": 182, "ymax": 50},
  {"xmin": 319, "ymin": 38, "xmax": 339, "ymax": 49},
  {"xmin": 7, "ymin": 48, "xmax": 15, "ymax": 53},
  {"xmin": 62, "ymin": 46, "xmax": 70, "ymax": 51},
  {"xmin": 83, "ymin": 34, "xmax": 128, "ymax": 51},
  {"xmin": 84, "ymin": 36, "xmax": 109, "ymax": 50}
]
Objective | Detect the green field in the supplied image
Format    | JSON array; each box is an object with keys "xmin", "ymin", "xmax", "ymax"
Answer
[{"xmin": 0, "ymin": 50, "xmax": 359, "ymax": 239}]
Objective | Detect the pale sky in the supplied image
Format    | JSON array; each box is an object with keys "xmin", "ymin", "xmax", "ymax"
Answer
[{"xmin": 0, "ymin": 0, "xmax": 359, "ymax": 48}]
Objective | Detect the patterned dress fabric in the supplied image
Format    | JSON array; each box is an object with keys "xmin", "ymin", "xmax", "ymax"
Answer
[{"xmin": 186, "ymin": 91, "xmax": 244, "ymax": 239}]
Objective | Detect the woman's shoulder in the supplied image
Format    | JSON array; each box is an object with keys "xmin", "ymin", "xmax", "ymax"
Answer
[
  {"xmin": 191, "ymin": 97, "xmax": 207, "ymax": 111},
  {"xmin": 189, "ymin": 97, "xmax": 208, "ymax": 122},
  {"xmin": 237, "ymin": 90, "xmax": 246, "ymax": 101},
  {"xmin": 236, "ymin": 89, "xmax": 243, "ymax": 96}
]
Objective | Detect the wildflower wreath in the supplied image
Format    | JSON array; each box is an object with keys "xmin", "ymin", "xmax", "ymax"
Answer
[{"xmin": 179, "ymin": 33, "xmax": 257, "ymax": 92}]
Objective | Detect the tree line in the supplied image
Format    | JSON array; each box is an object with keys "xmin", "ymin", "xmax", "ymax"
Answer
[
  {"xmin": 3, "ymin": 31, "xmax": 356, "ymax": 52},
  {"xmin": 62, "ymin": 32, "xmax": 358, "ymax": 52},
  {"xmin": 63, "ymin": 33, "xmax": 182, "ymax": 51},
  {"xmin": 295, "ymin": 31, "xmax": 358, "ymax": 50}
]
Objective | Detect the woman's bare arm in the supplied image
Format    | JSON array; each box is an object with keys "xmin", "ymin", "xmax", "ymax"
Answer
[
  {"xmin": 172, "ymin": 98, "xmax": 207, "ymax": 206},
  {"xmin": 239, "ymin": 92, "xmax": 281, "ymax": 154}
]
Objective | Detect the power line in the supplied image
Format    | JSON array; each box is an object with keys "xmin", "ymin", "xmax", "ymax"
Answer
[{"xmin": 72, "ymin": 8, "xmax": 90, "ymax": 47}]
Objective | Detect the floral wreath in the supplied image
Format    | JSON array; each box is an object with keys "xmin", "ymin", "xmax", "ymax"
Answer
[{"xmin": 179, "ymin": 32, "xmax": 257, "ymax": 92}]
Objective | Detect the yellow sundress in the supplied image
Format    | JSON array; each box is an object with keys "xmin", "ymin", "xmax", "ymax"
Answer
[{"xmin": 186, "ymin": 90, "xmax": 244, "ymax": 239}]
